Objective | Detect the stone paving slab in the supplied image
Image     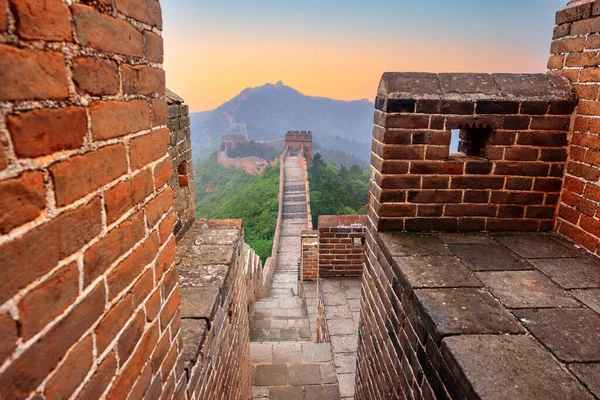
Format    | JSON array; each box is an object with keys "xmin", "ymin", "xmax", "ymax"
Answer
[
  {"xmin": 393, "ymin": 255, "xmax": 483, "ymax": 288},
  {"xmin": 495, "ymin": 234, "xmax": 580, "ymax": 259},
  {"xmin": 448, "ymin": 243, "xmax": 533, "ymax": 271},
  {"xmin": 528, "ymin": 257, "xmax": 600, "ymax": 289},
  {"xmin": 568, "ymin": 363, "xmax": 600, "ymax": 398}
]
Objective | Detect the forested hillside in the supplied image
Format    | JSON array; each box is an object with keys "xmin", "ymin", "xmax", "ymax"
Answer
[
  {"xmin": 308, "ymin": 153, "xmax": 369, "ymax": 227},
  {"xmin": 194, "ymin": 153, "xmax": 280, "ymax": 261}
]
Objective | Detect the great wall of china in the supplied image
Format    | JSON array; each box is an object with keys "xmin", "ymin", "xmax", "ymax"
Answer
[{"xmin": 1, "ymin": 1, "xmax": 600, "ymax": 399}]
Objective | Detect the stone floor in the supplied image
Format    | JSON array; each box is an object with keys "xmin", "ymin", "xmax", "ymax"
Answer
[
  {"xmin": 379, "ymin": 232, "xmax": 600, "ymax": 399},
  {"xmin": 249, "ymin": 154, "xmax": 341, "ymax": 399}
]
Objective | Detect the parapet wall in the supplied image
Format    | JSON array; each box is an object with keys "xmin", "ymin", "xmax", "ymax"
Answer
[
  {"xmin": 549, "ymin": 0, "xmax": 600, "ymax": 256},
  {"xmin": 286, "ymin": 130, "xmax": 313, "ymax": 162},
  {"xmin": 167, "ymin": 90, "xmax": 196, "ymax": 239},
  {"xmin": 0, "ymin": 1, "xmax": 181, "ymax": 398},
  {"xmin": 318, "ymin": 215, "xmax": 367, "ymax": 277},
  {"xmin": 371, "ymin": 73, "xmax": 576, "ymax": 232}
]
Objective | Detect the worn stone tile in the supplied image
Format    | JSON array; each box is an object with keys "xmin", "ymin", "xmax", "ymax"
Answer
[
  {"xmin": 250, "ymin": 343, "xmax": 272, "ymax": 364},
  {"xmin": 340, "ymin": 278, "xmax": 361, "ymax": 288},
  {"xmin": 252, "ymin": 320, "xmax": 272, "ymax": 329},
  {"xmin": 181, "ymin": 319, "xmax": 207, "ymax": 365},
  {"xmin": 288, "ymin": 363, "xmax": 321, "ymax": 385},
  {"xmin": 569, "ymin": 363, "xmax": 600, "ymax": 398},
  {"xmin": 415, "ymin": 288, "xmax": 524, "ymax": 343},
  {"xmin": 328, "ymin": 319, "xmax": 355, "ymax": 336},
  {"xmin": 337, "ymin": 373, "xmax": 356, "ymax": 398},
  {"xmin": 179, "ymin": 287, "xmax": 219, "ymax": 319},
  {"xmin": 323, "ymin": 292, "xmax": 348, "ymax": 306},
  {"xmin": 380, "ymin": 233, "xmax": 451, "ymax": 256},
  {"xmin": 334, "ymin": 354, "xmax": 357, "ymax": 374},
  {"xmin": 305, "ymin": 384, "xmax": 341, "ymax": 400},
  {"xmin": 272, "ymin": 343, "xmax": 302, "ymax": 363},
  {"xmin": 321, "ymin": 280, "xmax": 343, "ymax": 293},
  {"xmin": 442, "ymin": 335, "xmax": 589, "ymax": 400},
  {"xmin": 514, "ymin": 308, "xmax": 600, "ymax": 362},
  {"xmin": 251, "ymin": 386, "xmax": 269, "ymax": 398},
  {"xmin": 393, "ymin": 255, "xmax": 483, "ymax": 288},
  {"xmin": 343, "ymin": 286, "xmax": 362, "ymax": 299},
  {"xmin": 270, "ymin": 319, "xmax": 288, "ymax": 329},
  {"xmin": 529, "ymin": 258, "xmax": 600, "ymax": 289},
  {"xmin": 330, "ymin": 335, "xmax": 358, "ymax": 353},
  {"xmin": 254, "ymin": 364, "xmax": 288, "ymax": 386},
  {"xmin": 572, "ymin": 289, "xmax": 600, "ymax": 314},
  {"xmin": 269, "ymin": 386, "xmax": 304, "ymax": 400},
  {"xmin": 449, "ymin": 243, "xmax": 533, "ymax": 271},
  {"xmin": 280, "ymin": 328, "xmax": 299, "ymax": 340},
  {"xmin": 302, "ymin": 343, "xmax": 332, "ymax": 362},
  {"xmin": 325, "ymin": 305, "xmax": 352, "ymax": 319},
  {"xmin": 320, "ymin": 362, "xmax": 338, "ymax": 384},
  {"xmin": 347, "ymin": 299, "xmax": 361, "ymax": 312},
  {"xmin": 438, "ymin": 233, "xmax": 495, "ymax": 244},
  {"xmin": 250, "ymin": 328, "xmax": 281, "ymax": 342},
  {"xmin": 495, "ymin": 235, "xmax": 579, "ymax": 259},
  {"xmin": 476, "ymin": 271, "xmax": 580, "ymax": 309}
]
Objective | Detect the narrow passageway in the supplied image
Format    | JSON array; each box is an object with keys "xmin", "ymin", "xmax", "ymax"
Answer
[{"xmin": 249, "ymin": 153, "xmax": 342, "ymax": 399}]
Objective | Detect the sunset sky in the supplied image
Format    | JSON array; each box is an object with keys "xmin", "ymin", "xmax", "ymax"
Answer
[{"xmin": 162, "ymin": 0, "xmax": 566, "ymax": 112}]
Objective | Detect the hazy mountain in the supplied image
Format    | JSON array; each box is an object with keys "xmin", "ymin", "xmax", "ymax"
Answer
[{"xmin": 190, "ymin": 81, "xmax": 374, "ymax": 161}]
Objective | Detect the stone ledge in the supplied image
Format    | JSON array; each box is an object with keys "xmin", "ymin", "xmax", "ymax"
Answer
[{"xmin": 374, "ymin": 231, "xmax": 599, "ymax": 399}]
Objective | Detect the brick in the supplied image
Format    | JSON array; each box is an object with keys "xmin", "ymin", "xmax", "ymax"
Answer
[
  {"xmin": 160, "ymin": 344, "xmax": 177, "ymax": 380},
  {"xmin": 540, "ymin": 148, "xmax": 568, "ymax": 162},
  {"xmin": 550, "ymin": 37, "xmax": 586, "ymax": 53},
  {"xmin": 50, "ymin": 144, "xmax": 128, "ymax": 206},
  {"xmin": 158, "ymin": 211, "xmax": 176, "ymax": 245},
  {"xmin": 379, "ymin": 175, "xmax": 421, "ymax": 190},
  {"xmin": 0, "ymin": 197, "xmax": 102, "ymax": 305},
  {"xmin": 151, "ymin": 332, "xmax": 171, "ymax": 374},
  {"xmin": 422, "ymin": 176, "xmax": 449, "ymax": 189},
  {"xmin": 426, "ymin": 146, "xmax": 449, "ymax": 160},
  {"xmin": 116, "ymin": 0, "xmax": 162, "ymax": 28},
  {"xmin": 83, "ymin": 210, "xmax": 145, "ymax": 287},
  {"xmin": 0, "ymin": 171, "xmax": 45, "ymax": 234},
  {"xmin": 128, "ymin": 363, "xmax": 153, "ymax": 400},
  {"xmin": 90, "ymin": 100, "xmax": 151, "ymax": 141},
  {"xmin": 494, "ymin": 162, "xmax": 549, "ymax": 177},
  {"xmin": 530, "ymin": 116, "xmax": 570, "ymax": 131},
  {"xmin": 464, "ymin": 190, "xmax": 490, "ymax": 203},
  {"xmin": 160, "ymin": 288, "xmax": 180, "ymax": 331},
  {"xmin": 534, "ymin": 178, "xmax": 563, "ymax": 192},
  {"xmin": 0, "ymin": 312, "xmax": 17, "ymax": 365},
  {"xmin": 0, "ymin": 44, "xmax": 68, "ymax": 100},
  {"xmin": 77, "ymin": 352, "xmax": 117, "ymax": 400},
  {"xmin": 452, "ymin": 176, "xmax": 504, "ymax": 189},
  {"xmin": 410, "ymin": 161, "xmax": 464, "ymax": 175},
  {"xmin": 11, "ymin": 0, "xmax": 72, "ymax": 41},
  {"xmin": 571, "ymin": 15, "xmax": 600, "ymax": 35},
  {"xmin": 476, "ymin": 100, "xmax": 519, "ymax": 114},
  {"xmin": 44, "ymin": 335, "xmax": 93, "ymax": 400},
  {"xmin": 488, "ymin": 131, "xmax": 516, "ymax": 145},
  {"xmin": 503, "ymin": 116, "xmax": 531, "ymax": 130},
  {"xmin": 72, "ymin": 57, "xmax": 119, "ymax": 96},
  {"xmin": 586, "ymin": 33, "xmax": 600, "ymax": 49},
  {"xmin": 520, "ymin": 101, "xmax": 549, "ymax": 115},
  {"xmin": 161, "ymin": 264, "xmax": 178, "ymax": 298},
  {"xmin": 561, "ymin": 191, "xmax": 597, "ymax": 216},
  {"xmin": 8, "ymin": 107, "xmax": 87, "ymax": 159},
  {"xmin": 118, "ymin": 312, "xmax": 145, "ymax": 364},
  {"xmin": 581, "ymin": 215, "xmax": 600, "ymax": 237},
  {"xmin": 405, "ymin": 217, "xmax": 458, "ymax": 231},
  {"xmin": 18, "ymin": 262, "xmax": 79, "ymax": 341},
  {"xmin": 105, "ymin": 169, "xmax": 154, "ymax": 224},
  {"xmin": 498, "ymin": 205, "xmax": 525, "ymax": 218},
  {"xmin": 417, "ymin": 204, "xmax": 443, "ymax": 217},
  {"xmin": 526, "ymin": 206, "xmax": 557, "ymax": 219},
  {"xmin": 445, "ymin": 204, "xmax": 497, "ymax": 217},
  {"xmin": 584, "ymin": 184, "xmax": 600, "ymax": 202},
  {"xmin": 574, "ymin": 84, "xmax": 598, "ymax": 100},
  {"xmin": 95, "ymin": 294, "xmax": 135, "ymax": 354},
  {"xmin": 556, "ymin": 3, "xmax": 591, "ymax": 24},
  {"xmin": 558, "ymin": 221, "xmax": 599, "ymax": 252},
  {"xmin": 407, "ymin": 190, "xmax": 462, "ymax": 204},
  {"xmin": 567, "ymin": 53, "xmax": 599, "ymax": 69},
  {"xmin": 155, "ymin": 237, "xmax": 176, "ymax": 280},
  {"xmin": 145, "ymin": 289, "xmax": 162, "ymax": 322},
  {"xmin": 578, "ymin": 100, "xmax": 600, "ymax": 116},
  {"xmin": 568, "ymin": 161, "xmax": 600, "ymax": 181},
  {"xmin": 144, "ymin": 31, "xmax": 164, "ymax": 63},
  {"xmin": 506, "ymin": 177, "xmax": 533, "ymax": 191},
  {"xmin": 107, "ymin": 323, "xmax": 158, "ymax": 399},
  {"xmin": 152, "ymin": 98, "xmax": 168, "ymax": 127},
  {"xmin": 385, "ymin": 114, "xmax": 430, "ymax": 129},
  {"xmin": 122, "ymin": 64, "xmax": 165, "ymax": 95},
  {"xmin": 154, "ymin": 158, "xmax": 172, "ymax": 190},
  {"xmin": 554, "ymin": 23, "xmax": 571, "ymax": 40},
  {"xmin": 145, "ymin": 188, "xmax": 173, "ymax": 228},
  {"xmin": 379, "ymin": 144, "xmax": 424, "ymax": 160},
  {"xmin": 517, "ymin": 132, "xmax": 568, "ymax": 147},
  {"xmin": 547, "ymin": 54, "xmax": 565, "ymax": 69},
  {"xmin": 564, "ymin": 176, "xmax": 585, "ymax": 195},
  {"xmin": 491, "ymin": 191, "xmax": 544, "ymax": 205},
  {"xmin": 107, "ymin": 232, "xmax": 159, "ymax": 300},
  {"xmin": 504, "ymin": 147, "xmax": 539, "ymax": 161},
  {"xmin": 130, "ymin": 128, "xmax": 170, "ymax": 170},
  {"xmin": 558, "ymin": 204, "xmax": 580, "ymax": 224},
  {"xmin": 73, "ymin": 4, "xmax": 143, "ymax": 57},
  {"xmin": 0, "ymin": 283, "xmax": 105, "ymax": 399}
]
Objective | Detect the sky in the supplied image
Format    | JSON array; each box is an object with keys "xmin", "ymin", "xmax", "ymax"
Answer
[{"xmin": 162, "ymin": 0, "xmax": 566, "ymax": 112}]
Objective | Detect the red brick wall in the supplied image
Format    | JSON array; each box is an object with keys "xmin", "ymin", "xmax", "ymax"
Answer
[
  {"xmin": 0, "ymin": 1, "xmax": 182, "ymax": 398},
  {"xmin": 370, "ymin": 73, "xmax": 576, "ymax": 232},
  {"xmin": 285, "ymin": 130, "xmax": 313, "ymax": 162},
  {"xmin": 301, "ymin": 231, "xmax": 319, "ymax": 281},
  {"xmin": 549, "ymin": 1, "xmax": 600, "ymax": 256},
  {"xmin": 318, "ymin": 215, "xmax": 367, "ymax": 277}
]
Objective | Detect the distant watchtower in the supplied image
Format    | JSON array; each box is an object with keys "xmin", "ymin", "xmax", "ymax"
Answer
[{"xmin": 285, "ymin": 130, "xmax": 313, "ymax": 164}]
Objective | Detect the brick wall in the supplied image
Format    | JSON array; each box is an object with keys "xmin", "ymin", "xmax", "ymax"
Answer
[
  {"xmin": 166, "ymin": 89, "xmax": 195, "ymax": 239},
  {"xmin": 301, "ymin": 230, "xmax": 319, "ymax": 281},
  {"xmin": 176, "ymin": 220, "xmax": 252, "ymax": 400},
  {"xmin": 549, "ymin": 0, "xmax": 600, "ymax": 256},
  {"xmin": 0, "ymin": 1, "xmax": 183, "ymax": 399},
  {"xmin": 285, "ymin": 130, "xmax": 313, "ymax": 163},
  {"xmin": 318, "ymin": 215, "xmax": 367, "ymax": 277},
  {"xmin": 370, "ymin": 73, "xmax": 576, "ymax": 232}
]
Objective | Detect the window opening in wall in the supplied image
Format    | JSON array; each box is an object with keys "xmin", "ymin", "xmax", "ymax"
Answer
[{"xmin": 451, "ymin": 127, "xmax": 492, "ymax": 158}]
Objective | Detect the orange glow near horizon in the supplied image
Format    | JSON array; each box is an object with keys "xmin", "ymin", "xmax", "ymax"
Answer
[{"xmin": 164, "ymin": 31, "xmax": 549, "ymax": 113}]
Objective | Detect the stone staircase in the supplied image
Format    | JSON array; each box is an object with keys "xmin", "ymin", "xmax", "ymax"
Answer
[{"xmin": 249, "ymin": 154, "xmax": 341, "ymax": 399}]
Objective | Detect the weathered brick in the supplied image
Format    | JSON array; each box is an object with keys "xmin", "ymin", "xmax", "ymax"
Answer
[
  {"xmin": 77, "ymin": 352, "xmax": 117, "ymax": 400},
  {"xmin": 0, "ymin": 44, "xmax": 68, "ymax": 100},
  {"xmin": 107, "ymin": 232, "xmax": 159, "ymax": 300},
  {"xmin": 145, "ymin": 289, "xmax": 162, "ymax": 322},
  {"xmin": 130, "ymin": 128, "xmax": 170, "ymax": 170},
  {"xmin": 73, "ymin": 4, "xmax": 143, "ymax": 57},
  {"xmin": 407, "ymin": 190, "xmax": 462, "ymax": 204},
  {"xmin": 105, "ymin": 169, "xmax": 154, "ymax": 224},
  {"xmin": 556, "ymin": 2, "xmax": 591, "ymax": 24},
  {"xmin": 44, "ymin": 335, "xmax": 93, "ymax": 400},
  {"xmin": 517, "ymin": 131, "xmax": 568, "ymax": 147},
  {"xmin": 0, "ymin": 283, "xmax": 105, "ymax": 399},
  {"xmin": 116, "ymin": 0, "xmax": 162, "ymax": 28},
  {"xmin": 0, "ymin": 0, "xmax": 6, "ymax": 32},
  {"xmin": 530, "ymin": 116, "xmax": 571, "ymax": 131},
  {"xmin": 0, "ymin": 197, "xmax": 102, "ymax": 305},
  {"xmin": 0, "ymin": 312, "xmax": 17, "ymax": 365},
  {"xmin": 580, "ymin": 215, "xmax": 600, "ymax": 237},
  {"xmin": 385, "ymin": 114, "xmax": 430, "ymax": 129},
  {"xmin": 410, "ymin": 161, "xmax": 464, "ymax": 175},
  {"xmin": 158, "ymin": 212, "xmax": 177, "ymax": 244},
  {"xmin": 494, "ymin": 162, "xmax": 549, "ymax": 177},
  {"xmin": 83, "ymin": 210, "xmax": 145, "ymax": 286},
  {"xmin": 506, "ymin": 177, "xmax": 533, "ymax": 191},
  {"xmin": 50, "ymin": 144, "xmax": 128, "ymax": 206},
  {"xmin": 491, "ymin": 191, "xmax": 544, "ymax": 205},
  {"xmin": 0, "ymin": 171, "xmax": 45, "ymax": 234},
  {"xmin": 118, "ymin": 312, "xmax": 145, "ymax": 364},
  {"xmin": 550, "ymin": 37, "xmax": 586, "ymax": 54},
  {"xmin": 122, "ymin": 64, "xmax": 165, "ymax": 95},
  {"xmin": 547, "ymin": 54, "xmax": 565, "ymax": 69},
  {"xmin": 90, "ymin": 100, "xmax": 151, "ymax": 141},
  {"xmin": 72, "ymin": 57, "xmax": 119, "ymax": 96},
  {"xmin": 152, "ymin": 98, "xmax": 168, "ymax": 127},
  {"xmin": 568, "ymin": 161, "xmax": 600, "ymax": 181},
  {"xmin": 155, "ymin": 237, "xmax": 176, "ymax": 280},
  {"xmin": 154, "ymin": 158, "xmax": 172, "ymax": 190},
  {"xmin": 145, "ymin": 187, "xmax": 173, "ymax": 228},
  {"xmin": 144, "ymin": 31, "xmax": 164, "ymax": 63},
  {"xmin": 8, "ymin": 107, "xmax": 87, "ymax": 158},
  {"xmin": 11, "ymin": 0, "xmax": 72, "ymax": 41},
  {"xmin": 95, "ymin": 294, "xmax": 135, "ymax": 355},
  {"xmin": 18, "ymin": 262, "xmax": 79, "ymax": 341},
  {"xmin": 159, "ymin": 288, "xmax": 180, "ymax": 331}
]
